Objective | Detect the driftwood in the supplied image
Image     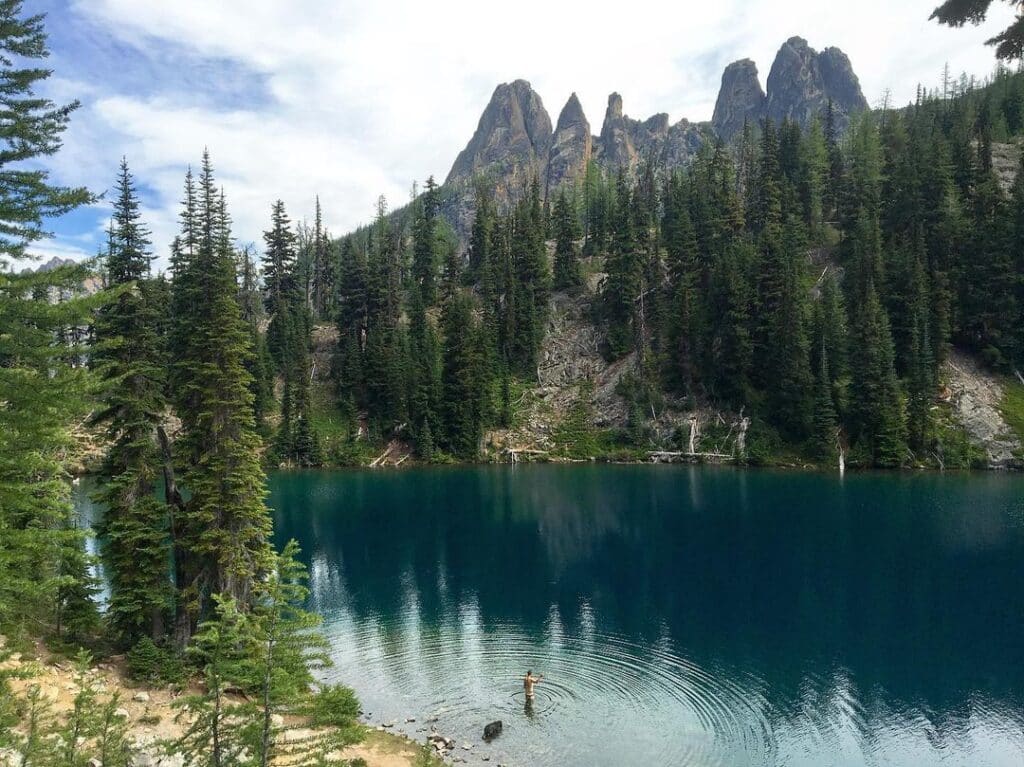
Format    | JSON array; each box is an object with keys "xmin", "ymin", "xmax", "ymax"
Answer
[
  {"xmin": 649, "ymin": 450, "xmax": 733, "ymax": 464},
  {"xmin": 504, "ymin": 447, "xmax": 548, "ymax": 464},
  {"xmin": 688, "ymin": 415, "xmax": 700, "ymax": 455},
  {"xmin": 1016, "ymin": 369, "xmax": 1024, "ymax": 386},
  {"xmin": 735, "ymin": 414, "xmax": 750, "ymax": 457}
]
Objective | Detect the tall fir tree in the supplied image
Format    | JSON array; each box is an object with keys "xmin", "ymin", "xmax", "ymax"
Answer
[
  {"xmin": 90, "ymin": 159, "xmax": 174, "ymax": 643},
  {"xmin": 0, "ymin": 0, "xmax": 97, "ymax": 638},
  {"xmin": 849, "ymin": 282, "xmax": 908, "ymax": 467},
  {"xmin": 170, "ymin": 153, "xmax": 273, "ymax": 643},
  {"xmin": 552, "ymin": 189, "xmax": 582, "ymax": 291},
  {"xmin": 602, "ymin": 171, "xmax": 641, "ymax": 359}
]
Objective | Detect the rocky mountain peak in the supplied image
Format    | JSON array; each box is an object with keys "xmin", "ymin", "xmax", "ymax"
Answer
[
  {"xmin": 819, "ymin": 46, "xmax": 868, "ymax": 117},
  {"xmin": 765, "ymin": 37, "xmax": 866, "ymax": 131},
  {"xmin": 555, "ymin": 92, "xmax": 587, "ymax": 132},
  {"xmin": 598, "ymin": 92, "xmax": 637, "ymax": 168},
  {"xmin": 712, "ymin": 58, "xmax": 766, "ymax": 142},
  {"xmin": 711, "ymin": 38, "xmax": 866, "ymax": 142},
  {"xmin": 605, "ymin": 92, "xmax": 624, "ymax": 121},
  {"xmin": 547, "ymin": 93, "xmax": 592, "ymax": 192},
  {"xmin": 434, "ymin": 36, "xmax": 866, "ymax": 239},
  {"xmin": 445, "ymin": 79, "xmax": 552, "ymax": 188},
  {"xmin": 443, "ymin": 79, "xmax": 552, "ymax": 233}
]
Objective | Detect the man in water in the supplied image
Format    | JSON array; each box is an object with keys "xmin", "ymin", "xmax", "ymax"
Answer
[
  {"xmin": 523, "ymin": 670, "xmax": 542, "ymax": 719},
  {"xmin": 523, "ymin": 670, "xmax": 543, "ymax": 698}
]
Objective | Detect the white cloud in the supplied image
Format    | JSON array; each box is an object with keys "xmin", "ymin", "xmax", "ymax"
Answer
[{"xmin": 49, "ymin": 0, "xmax": 1019, "ymax": 269}]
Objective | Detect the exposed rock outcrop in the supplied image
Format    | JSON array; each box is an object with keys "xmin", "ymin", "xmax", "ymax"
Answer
[
  {"xmin": 593, "ymin": 93, "xmax": 707, "ymax": 176},
  {"xmin": 819, "ymin": 46, "xmax": 868, "ymax": 117},
  {"xmin": 435, "ymin": 36, "xmax": 864, "ymax": 237},
  {"xmin": 596, "ymin": 92, "xmax": 636, "ymax": 168},
  {"xmin": 444, "ymin": 79, "xmax": 552, "ymax": 233},
  {"xmin": 446, "ymin": 79, "xmax": 552, "ymax": 189},
  {"xmin": 712, "ymin": 59, "xmax": 767, "ymax": 142},
  {"xmin": 546, "ymin": 92, "xmax": 592, "ymax": 193},
  {"xmin": 944, "ymin": 351, "xmax": 1023, "ymax": 469},
  {"xmin": 712, "ymin": 38, "xmax": 867, "ymax": 142},
  {"xmin": 766, "ymin": 36, "xmax": 867, "ymax": 131}
]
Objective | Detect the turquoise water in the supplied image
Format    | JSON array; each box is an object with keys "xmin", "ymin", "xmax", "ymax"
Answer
[
  {"xmin": 268, "ymin": 465, "xmax": 1024, "ymax": 766},
  {"xmin": 88, "ymin": 465, "xmax": 1024, "ymax": 766}
]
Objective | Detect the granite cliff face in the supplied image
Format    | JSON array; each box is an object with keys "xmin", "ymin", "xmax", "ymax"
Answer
[
  {"xmin": 442, "ymin": 79, "xmax": 552, "ymax": 234},
  {"xmin": 712, "ymin": 37, "xmax": 867, "ymax": 141},
  {"xmin": 439, "ymin": 37, "xmax": 865, "ymax": 234},
  {"xmin": 712, "ymin": 59, "xmax": 766, "ymax": 143},
  {"xmin": 546, "ymin": 92, "xmax": 592, "ymax": 192},
  {"xmin": 444, "ymin": 84, "xmax": 711, "ymax": 220},
  {"xmin": 445, "ymin": 79, "xmax": 552, "ymax": 194},
  {"xmin": 766, "ymin": 37, "xmax": 867, "ymax": 130}
]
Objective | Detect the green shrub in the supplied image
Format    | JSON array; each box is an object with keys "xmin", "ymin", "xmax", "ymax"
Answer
[
  {"xmin": 1000, "ymin": 376, "xmax": 1024, "ymax": 443},
  {"xmin": 744, "ymin": 418, "xmax": 780, "ymax": 466},
  {"xmin": 934, "ymin": 414, "xmax": 987, "ymax": 469},
  {"xmin": 308, "ymin": 684, "xmax": 360, "ymax": 728},
  {"xmin": 126, "ymin": 637, "xmax": 186, "ymax": 686}
]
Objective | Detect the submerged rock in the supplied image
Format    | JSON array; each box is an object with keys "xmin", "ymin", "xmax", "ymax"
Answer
[{"xmin": 483, "ymin": 720, "xmax": 503, "ymax": 741}]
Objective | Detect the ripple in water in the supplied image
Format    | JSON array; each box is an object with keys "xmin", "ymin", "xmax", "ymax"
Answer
[{"xmin": 322, "ymin": 611, "xmax": 775, "ymax": 767}]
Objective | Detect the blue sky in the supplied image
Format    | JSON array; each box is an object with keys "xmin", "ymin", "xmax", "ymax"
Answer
[{"xmin": 34, "ymin": 0, "xmax": 1018, "ymax": 270}]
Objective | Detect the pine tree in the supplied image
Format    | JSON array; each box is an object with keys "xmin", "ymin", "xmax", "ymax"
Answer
[
  {"xmin": 824, "ymin": 99, "xmax": 845, "ymax": 224},
  {"xmin": 811, "ymin": 343, "xmax": 839, "ymax": 462},
  {"xmin": 334, "ymin": 237, "xmax": 368, "ymax": 420},
  {"xmin": 1010, "ymin": 153, "xmax": 1024, "ymax": 365},
  {"xmin": 170, "ymin": 153, "xmax": 273, "ymax": 643},
  {"xmin": 710, "ymin": 240, "xmax": 754, "ymax": 406},
  {"xmin": 0, "ymin": 0, "xmax": 95, "ymax": 638},
  {"xmin": 262, "ymin": 200, "xmax": 299, "ymax": 368},
  {"xmin": 311, "ymin": 196, "xmax": 334, "ymax": 319},
  {"xmin": 552, "ymin": 189, "xmax": 582, "ymax": 291},
  {"xmin": 849, "ymin": 283, "xmax": 908, "ymax": 467},
  {"xmin": 907, "ymin": 255, "xmax": 937, "ymax": 453},
  {"xmin": 765, "ymin": 222, "xmax": 814, "ymax": 438},
  {"xmin": 408, "ymin": 286, "xmax": 440, "ymax": 458},
  {"xmin": 91, "ymin": 158, "xmax": 174, "ymax": 643},
  {"xmin": 812, "ymin": 273, "xmax": 850, "ymax": 416},
  {"xmin": 249, "ymin": 541, "xmax": 357, "ymax": 766},
  {"xmin": 931, "ymin": 1, "xmax": 1024, "ymax": 61},
  {"xmin": 412, "ymin": 177, "xmax": 440, "ymax": 304},
  {"xmin": 468, "ymin": 185, "xmax": 495, "ymax": 279},
  {"xmin": 439, "ymin": 256, "xmax": 485, "ymax": 459},
  {"xmin": 662, "ymin": 173, "xmax": 701, "ymax": 394},
  {"xmin": 800, "ymin": 117, "xmax": 828, "ymax": 237},
  {"xmin": 602, "ymin": 171, "xmax": 640, "ymax": 359},
  {"xmin": 171, "ymin": 596, "xmax": 257, "ymax": 767},
  {"xmin": 239, "ymin": 247, "xmax": 274, "ymax": 427}
]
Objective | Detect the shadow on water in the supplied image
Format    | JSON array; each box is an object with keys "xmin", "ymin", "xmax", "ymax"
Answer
[{"xmin": 261, "ymin": 465, "xmax": 1024, "ymax": 766}]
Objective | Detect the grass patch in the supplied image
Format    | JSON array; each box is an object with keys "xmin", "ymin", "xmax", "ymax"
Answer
[
  {"xmin": 307, "ymin": 380, "xmax": 381, "ymax": 466},
  {"xmin": 309, "ymin": 380, "xmax": 353, "ymax": 445},
  {"xmin": 933, "ymin": 406, "xmax": 988, "ymax": 469},
  {"xmin": 550, "ymin": 382, "xmax": 642, "ymax": 461},
  {"xmin": 999, "ymin": 375, "xmax": 1024, "ymax": 445}
]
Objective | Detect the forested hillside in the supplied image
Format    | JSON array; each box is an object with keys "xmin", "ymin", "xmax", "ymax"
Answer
[{"xmin": 323, "ymin": 69, "xmax": 1024, "ymax": 469}]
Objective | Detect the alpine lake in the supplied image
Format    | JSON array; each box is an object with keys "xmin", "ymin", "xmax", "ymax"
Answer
[{"xmin": 80, "ymin": 464, "xmax": 1024, "ymax": 766}]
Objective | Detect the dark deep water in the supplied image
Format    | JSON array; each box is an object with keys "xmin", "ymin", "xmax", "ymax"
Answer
[{"xmin": 184, "ymin": 466, "xmax": 1024, "ymax": 764}]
